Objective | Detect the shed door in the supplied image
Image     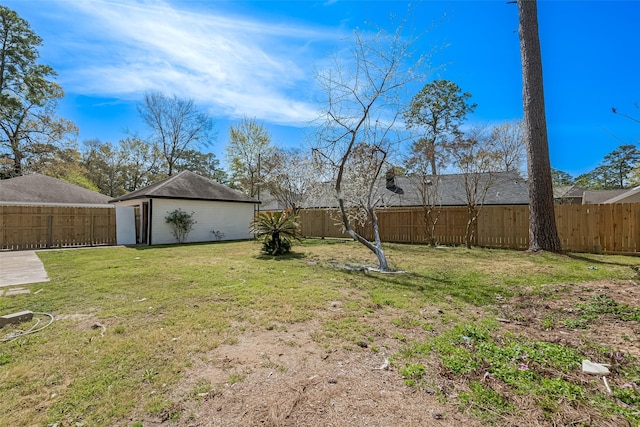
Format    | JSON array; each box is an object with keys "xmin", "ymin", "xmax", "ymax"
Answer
[{"xmin": 134, "ymin": 202, "xmax": 150, "ymax": 244}]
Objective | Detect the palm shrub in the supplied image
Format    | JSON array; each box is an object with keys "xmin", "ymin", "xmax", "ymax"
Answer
[{"xmin": 250, "ymin": 210, "xmax": 300, "ymax": 255}]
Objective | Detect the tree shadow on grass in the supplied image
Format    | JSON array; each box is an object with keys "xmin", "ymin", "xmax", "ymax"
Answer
[
  {"xmin": 338, "ymin": 266, "xmax": 505, "ymax": 307},
  {"xmin": 255, "ymin": 251, "xmax": 307, "ymax": 261},
  {"xmin": 126, "ymin": 240, "xmax": 250, "ymax": 251},
  {"xmin": 564, "ymin": 252, "xmax": 640, "ymax": 268}
]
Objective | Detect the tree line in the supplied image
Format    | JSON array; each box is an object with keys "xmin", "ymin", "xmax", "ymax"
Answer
[
  {"xmin": 3, "ymin": 3, "xmax": 637, "ymax": 266},
  {"xmin": 0, "ymin": 4, "xmax": 531, "ymax": 201},
  {"xmin": 552, "ymin": 144, "xmax": 640, "ymax": 190}
]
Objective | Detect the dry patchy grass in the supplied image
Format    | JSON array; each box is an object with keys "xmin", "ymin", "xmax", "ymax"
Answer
[{"xmin": 0, "ymin": 240, "xmax": 638, "ymax": 426}]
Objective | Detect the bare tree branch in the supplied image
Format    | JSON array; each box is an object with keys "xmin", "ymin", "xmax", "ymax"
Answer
[{"xmin": 312, "ymin": 24, "xmax": 428, "ymax": 271}]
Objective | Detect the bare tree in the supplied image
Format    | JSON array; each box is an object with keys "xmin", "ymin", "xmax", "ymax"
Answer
[
  {"xmin": 449, "ymin": 126, "xmax": 501, "ymax": 249},
  {"xmin": 138, "ymin": 91, "xmax": 215, "ymax": 176},
  {"xmin": 313, "ymin": 26, "xmax": 426, "ymax": 271},
  {"xmin": 517, "ymin": 0, "xmax": 561, "ymax": 252},
  {"xmin": 412, "ymin": 174, "xmax": 442, "ymax": 247},
  {"xmin": 332, "ymin": 142, "xmax": 395, "ymax": 231},
  {"xmin": 263, "ymin": 148, "xmax": 316, "ymax": 213},
  {"xmin": 403, "ymin": 136, "xmax": 442, "ymax": 247},
  {"xmin": 489, "ymin": 119, "xmax": 526, "ymax": 175},
  {"xmin": 611, "ymin": 104, "xmax": 640, "ymax": 125}
]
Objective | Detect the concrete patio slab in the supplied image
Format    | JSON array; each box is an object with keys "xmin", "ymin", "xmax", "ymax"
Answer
[{"xmin": 0, "ymin": 251, "xmax": 50, "ymax": 288}]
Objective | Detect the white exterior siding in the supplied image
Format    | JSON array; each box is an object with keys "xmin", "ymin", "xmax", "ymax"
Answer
[
  {"xmin": 151, "ymin": 199, "xmax": 255, "ymax": 244},
  {"xmin": 114, "ymin": 199, "xmax": 147, "ymax": 207}
]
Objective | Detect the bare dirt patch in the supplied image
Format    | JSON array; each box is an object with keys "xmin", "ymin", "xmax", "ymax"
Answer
[
  {"xmin": 135, "ymin": 314, "xmax": 483, "ymax": 426},
  {"xmin": 132, "ymin": 279, "xmax": 639, "ymax": 426},
  {"xmin": 497, "ymin": 279, "xmax": 640, "ymax": 360},
  {"xmin": 492, "ymin": 279, "xmax": 640, "ymax": 426}
]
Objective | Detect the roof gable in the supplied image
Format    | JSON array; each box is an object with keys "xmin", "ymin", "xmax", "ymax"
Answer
[
  {"xmin": 602, "ymin": 186, "xmax": 640, "ymax": 204},
  {"xmin": 110, "ymin": 170, "xmax": 258, "ymax": 204},
  {"xmin": 0, "ymin": 174, "xmax": 111, "ymax": 205}
]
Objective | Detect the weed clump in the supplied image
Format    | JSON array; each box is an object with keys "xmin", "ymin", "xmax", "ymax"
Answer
[{"xmin": 394, "ymin": 320, "xmax": 640, "ymax": 425}]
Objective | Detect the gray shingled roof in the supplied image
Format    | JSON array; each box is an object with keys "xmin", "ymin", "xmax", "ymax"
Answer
[
  {"xmin": 582, "ymin": 189, "xmax": 628, "ymax": 204},
  {"xmin": 390, "ymin": 172, "xmax": 529, "ymax": 206},
  {"xmin": 110, "ymin": 170, "xmax": 259, "ymax": 204},
  {"xmin": 553, "ymin": 185, "xmax": 585, "ymax": 199},
  {"xmin": 305, "ymin": 171, "xmax": 529, "ymax": 208},
  {"xmin": 603, "ymin": 186, "xmax": 640, "ymax": 203},
  {"xmin": 0, "ymin": 173, "xmax": 111, "ymax": 204}
]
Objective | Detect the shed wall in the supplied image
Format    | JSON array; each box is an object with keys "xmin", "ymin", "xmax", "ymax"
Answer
[{"xmin": 151, "ymin": 199, "xmax": 255, "ymax": 244}]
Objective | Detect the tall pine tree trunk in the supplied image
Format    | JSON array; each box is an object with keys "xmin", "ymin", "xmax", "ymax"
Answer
[{"xmin": 517, "ymin": 0, "xmax": 562, "ymax": 252}]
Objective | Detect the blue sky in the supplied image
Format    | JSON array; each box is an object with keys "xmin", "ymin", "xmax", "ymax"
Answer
[{"xmin": 5, "ymin": 0, "xmax": 639, "ymax": 177}]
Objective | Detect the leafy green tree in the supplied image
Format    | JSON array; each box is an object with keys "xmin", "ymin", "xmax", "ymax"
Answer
[
  {"xmin": 226, "ymin": 117, "xmax": 274, "ymax": 197},
  {"xmin": 631, "ymin": 164, "xmax": 640, "ymax": 187},
  {"xmin": 602, "ymin": 144, "xmax": 640, "ymax": 188},
  {"xmin": 82, "ymin": 137, "xmax": 162, "ymax": 196},
  {"xmin": 610, "ymin": 105, "xmax": 638, "ymax": 186},
  {"xmin": 82, "ymin": 139, "xmax": 129, "ymax": 197},
  {"xmin": 173, "ymin": 149, "xmax": 227, "ymax": 184},
  {"xmin": 81, "ymin": 137, "xmax": 226, "ymax": 197},
  {"xmin": 574, "ymin": 145, "xmax": 640, "ymax": 190},
  {"xmin": 138, "ymin": 91, "xmax": 215, "ymax": 177},
  {"xmin": 119, "ymin": 137, "xmax": 161, "ymax": 192},
  {"xmin": 249, "ymin": 210, "xmax": 300, "ymax": 255},
  {"xmin": 574, "ymin": 166, "xmax": 614, "ymax": 190},
  {"xmin": 0, "ymin": 140, "xmax": 96, "ymax": 190},
  {"xmin": 0, "ymin": 6, "xmax": 77, "ymax": 177},
  {"xmin": 30, "ymin": 145, "xmax": 97, "ymax": 191},
  {"xmin": 551, "ymin": 168, "xmax": 575, "ymax": 187},
  {"xmin": 517, "ymin": 0, "xmax": 561, "ymax": 252},
  {"xmin": 404, "ymin": 80, "xmax": 476, "ymax": 175}
]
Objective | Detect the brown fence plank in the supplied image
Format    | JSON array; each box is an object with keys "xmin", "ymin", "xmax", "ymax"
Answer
[
  {"xmin": 1, "ymin": 205, "xmax": 116, "ymax": 250},
  {"xmin": 295, "ymin": 203, "xmax": 639, "ymax": 255}
]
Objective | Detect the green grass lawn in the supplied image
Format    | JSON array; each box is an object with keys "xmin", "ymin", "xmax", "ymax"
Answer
[{"xmin": 1, "ymin": 240, "xmax": 638, "ymax": 426}]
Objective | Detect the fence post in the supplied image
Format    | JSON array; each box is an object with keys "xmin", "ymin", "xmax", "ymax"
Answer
[{"xmin": 47, "ymin": 215, "xmax": 53, "ymax": 248}]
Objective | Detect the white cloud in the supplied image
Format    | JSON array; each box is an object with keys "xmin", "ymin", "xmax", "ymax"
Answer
[{"xmin": 53, "ymin": 0, "xmax": 344, "ymax": 126}]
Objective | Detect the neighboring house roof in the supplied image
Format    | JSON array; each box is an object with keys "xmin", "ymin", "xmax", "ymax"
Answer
[
  {"xmin": 0, "ymin": 173, "xmax": 111, "ymax": 205},
  {"xmin": 257, "ymin": 189, "xmax": 289, "ymax": 211},
  {"xmin": 582, "ymin": 189, "xmax": 629, "ymax": 204},
  {"xmin": 305, "ymin": 171, "xmax": 529, "ymax": 208},
  {"xmin": 602, "ymin": 186, "xmax": 640, "ymax": 204},
  {"xmin": 553, "ymin": 185, "xmax": 585, "ymax": 199},
  {"xmin": 391, "ymin": 172, "xmax": 529, "ymax": 206},
  {"xmin": 110, "ymin": 170, "xmax": 259, "ymax": 204}
]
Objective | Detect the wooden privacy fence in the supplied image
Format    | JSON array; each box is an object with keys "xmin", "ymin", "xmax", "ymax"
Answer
[
  {"xmin": 1, "ymin": 205, "xmax": 116, "ymax": 251},
  {"xmin": 297, "ymin": 203, "xmax": 640, "ymax": 254}
]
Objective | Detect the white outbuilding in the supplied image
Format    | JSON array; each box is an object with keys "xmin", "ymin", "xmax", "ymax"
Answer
[{"xmin": 109, "ymin": 171, "xmax": 259, "ymax": 245}]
